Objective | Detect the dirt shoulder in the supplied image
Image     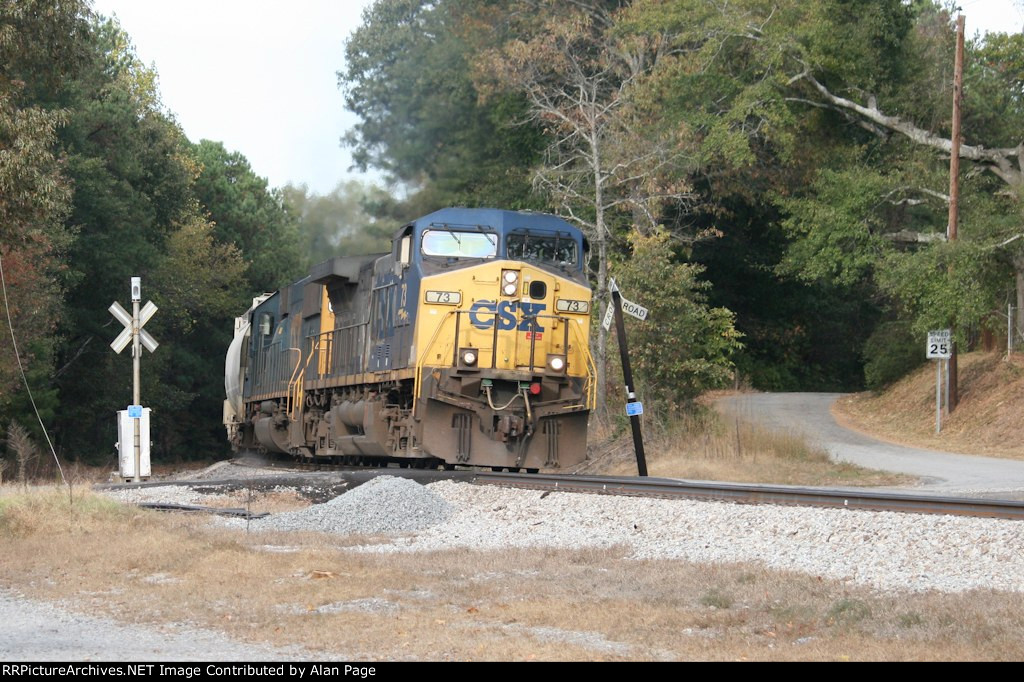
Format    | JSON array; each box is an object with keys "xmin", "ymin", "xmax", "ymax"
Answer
[{"xmin": 832, "ymin": 352, "xmax": 1024, "ymax": 460}]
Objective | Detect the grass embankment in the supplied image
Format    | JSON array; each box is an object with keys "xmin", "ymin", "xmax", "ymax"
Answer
[
  {"xmin": 835, "ymin": 352, "xmax": 1024, "ymax": 459},
  {"xmin": 580, "ymin": 407, "xmax": 909, "ymax": 488},
  {"xmin": 2, "ymin": 485, "xmax": 1024, "ymax": 661}
]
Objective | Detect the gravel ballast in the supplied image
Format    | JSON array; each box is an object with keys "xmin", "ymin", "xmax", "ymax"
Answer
[
  {"xmin": 242, "ymin": 475, "xmax": 454, "ymax": 535},
  {"xmin": 345, "ymin": 480, "xmax": 1024, "ymax": 595},
  {"xmin": 105, "ymin": 475, "xmax": 1024, "ymax": 595}
]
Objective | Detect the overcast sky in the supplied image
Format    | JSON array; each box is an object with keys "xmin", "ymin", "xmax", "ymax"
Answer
[
  {"xmin": 90, "ymin": 0, "xmax": 1023, "ymax": 196},
  {"xmin": 90, "ymin": 0, "xmax": 376, "ymax": 195}
]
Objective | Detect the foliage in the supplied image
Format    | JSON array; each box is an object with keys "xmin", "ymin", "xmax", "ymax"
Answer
[
  {"xmin": 611, "ymin": 231, "xmax": 742, "ymax": 411},
  {"xmin": 282, "ymin": 181, "xmax": 396, "ymax": 269},
  {"xmin": 1, "ymin": 8, "xmax": 306, "ymax": 463},
  {"xmin": 964, "ymin": 32, "xmax": 1024, "ymax": 151},
  {"xmin": 468, "ymin": 0, "xmax": 704, "ymax": 414},
  {"xmin": 878, "ymin": 239, "xmax": 1011, "ymax": 344},
  {"xmin": 862, "ymin": 320, "xmax": 924, "ymax": 390},
  {"xmin": 338, "ymin": 0, "xmax": 1024, "ymax": 394},
  {"xmin": 341, "ymin": 0, "xmax": 544, "ymax": 210},
  {"xmin": 618, "ymin": 0, "xmax": 1024, "ymax": 388},
  {"xmin": 150, "ymin": 214, "xmax": 247, "ymax": 334},
  {"xmin": 191, "ymin": 139, "xmax": 302, "ymax": 295},
  {"xmin": 0, "ymin": 0, "xmax": 85, "ymax": 428}
]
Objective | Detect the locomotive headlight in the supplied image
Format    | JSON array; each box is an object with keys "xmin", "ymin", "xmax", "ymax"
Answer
[
  {"xmin": 547, "ymin": 354, "xmax": 567, "ymax": 374},
  {"xmin": 460, "ymin": 348, "xmax": 478, "ymax": 367},
  {"xmin": 501, "ymin": 270, "xmax": 519, "ymax": 297}
]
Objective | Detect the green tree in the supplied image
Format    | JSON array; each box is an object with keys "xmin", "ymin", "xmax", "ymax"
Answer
[
  {"xmin": 0, "ymin": 7, "xmax": 319, "ymax": 462},
  {"xmin": 191, "ymin": 139, "xmax": 302, "ymax": 294},
  {"xmin": 341, "ymin": 0, "xmax": 545, "ymax": 210},
  {"xmin": 0, "ymin": 0, "xmax": 88, "ymax": 432},
  {"xmin": 472, "ymin": 0, "xmax": 702, "ymax": 415},
  {"xmin": 50, "ymin": 16, "xmax": 200, "ymax": 460},
  {"xmin": 611, "ymin": 231, "xmax": 742, "ymax": 412},
  {"xmin": 145, "ymin": 214, "xmax": 247, "ymax": 456},
  {"xmin": 618, "ymin": 0, "xmax": 1024, "ymax": 387}
]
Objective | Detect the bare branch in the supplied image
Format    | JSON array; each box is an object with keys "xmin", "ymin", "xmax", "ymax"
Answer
[
  {"xmin": 885, "ymin": 230, "xmax": 948, "ymax": 244},
  {"xmin": 794, "ymin": 72, "xmax": 1024, "ymax": 187}
]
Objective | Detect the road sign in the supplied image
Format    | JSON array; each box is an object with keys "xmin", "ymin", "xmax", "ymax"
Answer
[
  {"xmin": 110, "ymin": 277, "xmax": 159, "ymax": 483},
  {"xmin": 603, "ymin": 279, "xmax": 649, "ymax": 329},
  {"xmin": 619, "ymin": 296, "xmax": 649, "ymax": 321},
  {"xmin": 109, "ymin": 301, "xmax": 159, "ymax": 354},
  {"xmin": 927, "ymin": 329, "xmax": 952, "ymax": 359}
]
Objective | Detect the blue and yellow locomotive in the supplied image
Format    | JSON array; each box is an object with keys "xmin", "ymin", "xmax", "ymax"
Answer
[{"xmin": 224, "ymin": 208, "xmax": 595, "ymax": 470}]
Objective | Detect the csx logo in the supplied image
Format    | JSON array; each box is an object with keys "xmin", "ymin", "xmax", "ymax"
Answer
[{"xmin": 469, "ymin": 300, "xmax": 546, "ymax": 331}]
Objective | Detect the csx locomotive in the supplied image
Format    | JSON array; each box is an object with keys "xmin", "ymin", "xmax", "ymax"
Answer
[{"xmin": 224, "ymin": 208, "xmax": 595, "ymax": 470}]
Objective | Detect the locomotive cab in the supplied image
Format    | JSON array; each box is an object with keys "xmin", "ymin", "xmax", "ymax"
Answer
[{"xmin": 407, "ymin": 210, "xmax": 594, "ymax": 469}]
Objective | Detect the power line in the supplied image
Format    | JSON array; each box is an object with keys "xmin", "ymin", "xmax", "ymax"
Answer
[{"xmin": 0, "ymin": 250, "xmax": 67, "ymax": 486}]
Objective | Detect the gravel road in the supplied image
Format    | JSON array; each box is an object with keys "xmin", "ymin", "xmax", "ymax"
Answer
[
  {"xmin": 719, "ymin": 392, "xmax": 1024, "ymax": 497},
  {"xmin": 0, "ymin": 590, "xmax": 319, "ymax": 661}
]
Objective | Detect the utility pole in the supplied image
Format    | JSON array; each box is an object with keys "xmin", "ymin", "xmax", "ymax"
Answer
[{"xmin": 946, "ymin": 14, "xmax": 965, "ymax": 412}]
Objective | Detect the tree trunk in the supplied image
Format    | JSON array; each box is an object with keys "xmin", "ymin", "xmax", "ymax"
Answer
[
  {"xmin": 1015, "ymin": 253, "xmax": 1024, "ymax": 351},
  {"xmin": 594, "ymin": 189, "xmax": 608, "ymax": 419}
]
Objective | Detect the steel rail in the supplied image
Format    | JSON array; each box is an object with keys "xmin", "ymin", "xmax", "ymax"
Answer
[
  {"xmin": 135, "ymin": 501, "xmax": 270, "ymax": 519},
  {"xmin": 471, "ymin": 472, "xmax": 1024, "ymax": 521}
]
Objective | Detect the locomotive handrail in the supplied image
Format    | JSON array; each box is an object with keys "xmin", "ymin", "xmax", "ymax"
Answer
[
  {"xmin": 286, "ymin": 345, "xmax": 313, "ymax": 422},
  {"xmin": 512, "ymin": 312, "xmax": 574, "ymax": 372},
  {"xmin": 567, "ymin": 319, "xmax": 597, "ymax": 410},
  {"xmin": 412, "ymin": 310, "xmax": 458, "ymax": 417},
  {"xmin": 307, "ymin": 320, "xmax": 370, "ymax": 381}
]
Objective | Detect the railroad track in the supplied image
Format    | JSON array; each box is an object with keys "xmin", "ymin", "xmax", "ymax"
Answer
[
  {"xmin": 471, "ymin": 472, "xmax": 1024, "ymax": 521},
  {"xmin": 111, "ymin": 457, "xmax": 1024, "ymax": 522}
]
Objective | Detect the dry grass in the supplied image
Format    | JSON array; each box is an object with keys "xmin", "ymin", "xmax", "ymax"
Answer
[
  {"xmin": 835, "ymin": 352, "xmax": 1024, "ymax": 459},
  {"xmin": 580, "ymin": 407, "xmax": 909, "ymax": 487},
  {"xmin": 5, "ymin": 485, "xmax": 1019, "ymax": 661}
]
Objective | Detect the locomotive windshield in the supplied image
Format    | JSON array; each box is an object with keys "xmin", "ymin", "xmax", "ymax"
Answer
[
  {"xmin": 421, "ymin": 229, "xmax": 498, "ymax": 259},
  {"xmin": 506, "ymin": 231, "xmax": 577, "ymax": 267}
]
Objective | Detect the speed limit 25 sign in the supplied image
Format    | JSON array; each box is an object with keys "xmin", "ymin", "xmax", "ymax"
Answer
[{"xmin": 927, "ymin": 329, "xmax": 952, "ymax": 359}]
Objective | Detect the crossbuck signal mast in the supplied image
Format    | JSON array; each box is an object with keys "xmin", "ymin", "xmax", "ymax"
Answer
[{"xmin": 109, "ymin": 277, "xmax": 159, "ymax": 482}]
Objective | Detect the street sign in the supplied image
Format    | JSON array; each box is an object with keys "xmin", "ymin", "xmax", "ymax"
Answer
[
  {"xmin": 927, "ymin": 329, "xmax": 952, "ymax": 359},
  {"xmin": 602, "ymin": 279, "xmax": 649, "ymax": 330},
  {"xmin": 619, "ymin": 296, "xmax": 649, "ymax": 321}
]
